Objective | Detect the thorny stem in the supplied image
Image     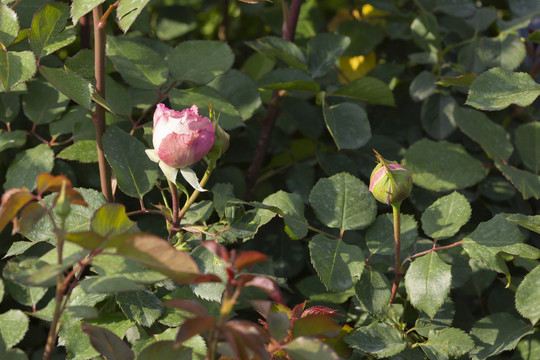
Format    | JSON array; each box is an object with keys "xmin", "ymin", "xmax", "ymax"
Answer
[
  {"xmin": 168, "ymin": 180, "xmax": 180, "ymax": 240},
  {"xmin": 93, "ymin": 6, "xmax": 113, "ymax": 202},
  {"xmin": 390, "ymin": 203, "xmax": 401, "ymax": 304}
]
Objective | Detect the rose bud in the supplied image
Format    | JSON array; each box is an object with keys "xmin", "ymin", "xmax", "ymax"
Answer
[
  {"xmin": 151, "ymin": 104, "xmax": 216, "ymax": 168},
  {"xmin": 369, "ymin": 154, "xmax": 412, "ymax": 206}
]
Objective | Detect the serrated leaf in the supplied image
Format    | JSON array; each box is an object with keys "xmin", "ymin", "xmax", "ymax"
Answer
[
  {"xmin": 39, "ymin": 66, "xmax": 93, "ymax": 109},
  {"xmin": 404, "ymin": 139, "xmax": 488, "ymax": 191},
  {"xmin": 137, "ymin": 341, "xmax": 193, "ymax": 360},
  {"xmin": 436, "ymin": 73, "xmax": 477, "ymax": 87},
  {"xmin": 251, "ymin": 36, "xmax": 307, "ymax": 70},
  {"xmin": 436, "ymin": 0, "xmax": 476, "ymax": 17},
  {"xmin": 81, "ymin": 323, "xmax": 134, "ymax": 360},
  {"xmin": 405, "ymin": 252, "xmax": 452, "ymax": 318},
  {"xmin": 116, "ymin": 0, "xmax": 151, "ymax": 33},
  {"xmin": 116, "ymin": 290, "xmax": 164, "ymax": 327},
  {"xmin": 469, "ymin": 313, "xmax": 534, "ymax": 360},
  {"xmin": 257, "ymin": 68, "xmax": 319, "ymax": 92},
  {"xmin": 421, "ymin": 192, "xmax": 471, "ymax": 239},
  {"xmin": 29, "ymin": 2, "xmax": 75, "ymax": 59},
  {"xmin": 284, "ymin": 337, "xmax": 340, "ymax": 360},
  {"xmin": 515, "ymin": 122, "xmax": 540, "ymax": 173},
  {"xmin": 322, "ymin": 101, "xmax": 371, "ymax": 150},
  {"xmin": 107, "ymin": 36, "xmax": 168, "ymax": 89},
  {"xmin": 3, "ymin": 144, "xmax": 54, "ymax": 191},
  {"xmin": 57, "ymin": 140, "xmax": 98, "ymax": 163},
  {"xmin": 354, "ymin": 267, "xmax": 392, "ymax": 314},
  {"xmin": 454, "ymin": 106, "xmax": 513, "ymax": 161},
  {"xmin": 80, "ymin": 275, "xmax": 146, "ymax": 293},
  {"xmin": 0, "ymin": 310, "xmax": 29, "ymax": 349},
  {"xmin": 167, "ymin": 40, "xmax": 234, "ymax": 84},
  {"xmin": 91, "ymin": 254, "xmax": 166, "ymax": 284},
  {"xmin": 478, "ymin": 34, "xmax": 526, "ymax": 71},
  {"xmin": 415, "ymin": 299, "xmax": 455, "ymax": 338},
  {"xmin": 365, "ymin": 213, "xmax": 418, "ymax": 256},
  {"xmin": 22, "ymin": 78, "xmax": 69, "ymax": 124},
  {"xmin": 0, "ymin": 51, "xmax": 37, "ymax": 92},
  {"xmin": 261, "ymin": 190, "xmax": 308, "ymax": 239},
  {"xmin": 307, "ymin": 33, "xmax": 350, "ymax": 78},
  {"xmin": 420, "ymin": 94, "xmax": 456, "ymax": 140},
  {"xmin": 309, "ymin": 234, "xmax": 365, "ymax": 292},
  {"xmin": 71, "ymin": 0, "xmax": 106, "ymax": 24},
  {"xmin": 103, "ymin": 125, "xmax": 158, "ymax": 198},
  {"xmin": 309, "ymin": 172, "xmax": 376, "ymax": 230},
  {"xmin": 332, "ymin": 76, "xmax": 395, "ymax": 106},
  {"xmin": 515, "ymin": 264, "xmax": 540, "ymax": 324},
  {"xmin": 506, "ymin": 214, "xmax": 540, "ymax": 234},
  {"xmin": 0, "ymin": 4, "xmax": 19, "ymax": 47},
  {"xmin": 495, "ymin": 160, "xmax": 540, "ymax": 200},
  {"xmin": 466, "ymin": 68, "xmax": 540, "ymax": 111},
  {"xmin": 462, "ymin": 214, "xmax": 527, "ymax": 278},
  {"xmin": 346, "ymin": 322, "xmax": 407, "ymax": 357},
  {"xmin": 420, "ymin": 327, "xmax": 474, "ymax": 359},
  {"xmin": 191, "ymin": 245, "xmax": 226, "ymax": 301}
]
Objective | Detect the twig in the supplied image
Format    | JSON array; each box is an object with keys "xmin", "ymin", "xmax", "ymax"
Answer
[{"xmin": 402, "ymin": 240, "xmax": 463, "ymax": 265}]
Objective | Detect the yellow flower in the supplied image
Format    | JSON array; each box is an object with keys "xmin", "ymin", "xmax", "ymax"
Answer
[{"xmin": 337, "ymin": 52, "xmax": 377, "ymax": 83}]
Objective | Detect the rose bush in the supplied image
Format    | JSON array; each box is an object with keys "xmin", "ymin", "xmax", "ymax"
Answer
[{"xmin": 369, "ymin": 160, "xmax": 413, "ymax": 206}]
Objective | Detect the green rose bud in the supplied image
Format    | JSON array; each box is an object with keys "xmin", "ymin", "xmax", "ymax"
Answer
[{"xmin": 369, "ymin": 153, "xmax": 412, "ymax": 206}]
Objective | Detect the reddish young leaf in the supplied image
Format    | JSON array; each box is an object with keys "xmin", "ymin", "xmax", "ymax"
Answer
[
  {"xmin": 17, "ymin": 201, "xmax": 46, "ymax": 234},
  {"xmin": 163, "ymin": 299, "xmax": 209, "ymax": 317},
  {"xmin": 201, "ymin": 240, "xmax": 230, "ymax": 263},
  {"xmin": 36, "ymin": 173, "xmax": 72, "ymax": 194},
  {"xmin": 175, "ymin": 315, "xmax": 216, "ymax": 344},
  {"xmin": 233, "ymin": 250, "xmax": 269, "ymax": 271},
  {"xmin": 221, "ymin": 320, "xmax": 270, "ymax": 360},
  {"xmin": 243, "ymin": 275, "xmax": 284, "ymax": 304},
  {"xmin": 302, "ymin": 306, "xmax": 341, "ymax": 318},
  {"xmin": 290, "ymin": 302, "xmax": 306, "ymax": 321},
  {"xmin": 324, "ymin": 324, "xmax": 354, "ymax": 359},
  {"xmin": 0, "ymin": 188, "xmax": 34, "ymax": 234},
  {"xmin": 65, "ymin": 188, "xmax": 88, "ymax": 205}
]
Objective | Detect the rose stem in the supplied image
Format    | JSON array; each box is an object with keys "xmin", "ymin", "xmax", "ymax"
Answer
[{"xmin": 390, "ymin": 202, "xmax": 402, "ymax": 304}]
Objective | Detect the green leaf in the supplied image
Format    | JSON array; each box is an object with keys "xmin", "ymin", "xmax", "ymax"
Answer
[
  {"xmin": 261, "ymin": 191, "xmax": 308, "ymax": 240},
  {"xmin": 354, "ymin": 267, "xmax": 392, "ymax": 314},
  {"xmin": 167, "ymin": 40, "xmax": 234, "ymax": 84},
  {"xmin": 207, "ymin": 69, "xmax": 261, "ymax": 121},
  {"xmin": 346, "ymin": 321, "xmax": 407, "ymax": 357},
  {"xmin": 405, "ymin": 252, "xmax": 452, "ymax": 318},
  {"xmin": 309, "ymin": 172, "xmax": 376, "ymax": 230},
  {"xmin": 336, "ymin": 20, "xmax": 384, "ymax": 56},
  {"xmin": 436, "ymin": 0, "xmax": 476, "ymax": 17},
  {"xmin": 258, "ymin": 68, "xmax": 320, "ymax": 92},
  {"xmin": 91, "ymin": 254, "xmax": 166, "ymax": 284},
  {"xmin": 0, "ymin": 310, "xmax": 29, "ymax": 349},
  {"xmin": 57, "ymin": 140, "xmax": 98, "ymax": 163},
  {"xmin": 80, "ymin": 275, "xmax": 146, "ymax": 293},
  {"xmin": 516, "ymin": 264, "xmax": 540, "ymax": 325},
  {"xmin": 39, "ymin": 66, "xmax": 93, "ymax": 109},
  {"xmin": 462, "ymin": 214, "xmax": 528, "ymax": 278},
  {"xmin": 469, "ymin": 313, "xmax": 534, "ymax": 360},
  {"xmin": 91, "ymin": 203, "xmax": 139, "ymax": 238},
  {"xmin": 466, "ymin": 67, "xmax": 540, "ymax": 111},
  {"xmin": 420, "ymin": 94, "xmax": 456, "ymax": 140},
  {"xmin": 454, "ymin": 106, "xmax": 513, "ymax": 161},
  {"xmin": 2, "ymin": 267, "xmax": 47, "ymax": 308},
  {"xmin": 411, "ymin": 13, "xmax": 440, "ymax": 53},
  {"xmin": 251, "ymin": 36, "xmax": 307, "ymax": 70},
  {"xmin": 3, "ymin": 144, "xmax": 54, "ymax": 191},
  {"xmin": 436, "ymin": 73, "xmax": 477, "ymax": 87},
  {"xmin": 0, "ymin": 51, "xmax": 37, "ymax": 92},
  {"xmin": 365, "ymin": 213, "xmax": 418, "ymax": 256},
  {"xmin": 421, "ymin": 192, "xmax": 471, "ymax": 240},
  {"xmin": 506, "ymin": 214, "xmax": 540, "ymax": 234},
  {"xmin": 81, "ymin": 323, "xmax": 134, "ymax": 360},
  {"xmin": 105, "ymin": 75, "xmax": 132, "ymax": 116},
  {"xmin": 22, "ymin": 78, "xmax": 69, "ymax": 124},
  {"xmin": 116, "ymin": 290, "xmax": 164, "ymax": 327},
  {"xmin": 0, "ymin": 4, "xmax": 19, "ymax": 47},
  {"xmin": 478, "ymin": 34, "xmax": 526, "ymax": 71},
  {"xmin": 420, "ymin": 327, "xmax": 474, "ymax": 360},
  {"xmin": 169, "ymin": 87, "xmax": 244, "ymax": 130},
  {"xmin": 495, "ymin": 160, "xmax": 540, "ymax": 200},
  {"xmin": 137, "ymin": 341, "xmax": 193, "ymax": 360},
  {"xmin": 29, "ymin": 2, "xmax": 75, "ymax": 59},
  {"xmin": 309, "ymin": 234, "xmax": 365, "ymax": 292},
  {"xmin": 190, "ymin": 244, "xmax": 226, "ymax": 301},
  {"xmin": 415, "ymin": 299, "xmax": 455, "ymax": 338},
  {"xmin": 322, "ymin": 101, "xmax": 371, "ymax": 150},
  {"xmin": 1, "ymin": 348, "xmax": 27, "ymax": 360},
  {"xmin": 332, "ymin": 76, "xmax": 395, "ymax": 106},
  {"xmin": 103, "ymin": 125, "xmax": 159, "ymax": 198},
  {"xmin": 116, "ymin": 0, "xmax": 151, "ymax": 32},
  {"xmin": 410, "ymin": 71, "xmax": 437, "ymax": 101},
  {"xmin": 284, "ymin": 337, "xmax": 340, "ymax": 360},
  {"xmin": 307, "ymin": 33, "xmax": 350, "ymax": 78},
  {"xmin": 71, "ymin": 0, "xmax": 106, "ymax": 24},
  {"xmin": 0, "ymin": 130, "xmax": 26, "ymax": 152},
  {"xmin": 515, "ymin": 122, "xmax": 540, "ymax": 173},
  {"xmin": 106, "ymin": 36, "xmax": 168, "ymax": 89},
  {"xmin": 0, "ymin": 93, "xmax": 19, "ymax": 123},
  {"xmin": 404, "ymin": 139, "xmax": 488, "ymax": 191}
]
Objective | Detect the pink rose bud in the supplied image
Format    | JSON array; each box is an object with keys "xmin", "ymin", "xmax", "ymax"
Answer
[
  {"xmin": 152, "ymin": 104, "xmax": 216, "ymax": 168},
  {"xmin": 369, "ymin": 157, "xmax": 412, "ymax": 206}
]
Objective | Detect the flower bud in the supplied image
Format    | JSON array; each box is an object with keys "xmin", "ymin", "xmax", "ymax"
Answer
[
  {"xmin": 369, "ymin": 157, "xmax": 412, "ymax": 206},
  {"xmin": 151, "ymin": 104, "xmax": 216, "ymax": 168}
]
